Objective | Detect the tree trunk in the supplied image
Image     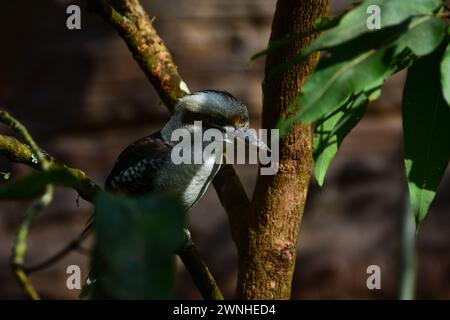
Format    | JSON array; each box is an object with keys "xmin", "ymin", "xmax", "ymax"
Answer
[{"xmin": 237, "ymin": 0, "xmax": 329, "ymax": 299}]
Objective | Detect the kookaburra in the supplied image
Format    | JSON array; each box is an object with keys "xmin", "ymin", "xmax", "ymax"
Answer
[{"xmin": 105, "ymin": 90, "xmax": 267, "ymax": 211}]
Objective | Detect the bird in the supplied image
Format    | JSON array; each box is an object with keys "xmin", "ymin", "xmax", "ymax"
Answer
[
  {"xmin": 104, "ymin": 90, "xmax": 268, "ymax": 211},
  {"xmin": 79, "ymin": 90, "xmax": 268, "ymax": 297}
]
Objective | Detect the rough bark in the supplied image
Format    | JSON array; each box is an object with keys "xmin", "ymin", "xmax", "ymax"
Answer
[{"xmin": 237, "ymin": 0, "xmax": 329, "ymax": 299}]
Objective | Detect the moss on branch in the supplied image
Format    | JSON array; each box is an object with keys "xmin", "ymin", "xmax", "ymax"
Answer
[{"xmin": 0, "ymin": 134, "xmax": 100, "ymax": 202}]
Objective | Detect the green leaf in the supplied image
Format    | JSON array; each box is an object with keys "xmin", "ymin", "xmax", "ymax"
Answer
[
  {"xmin": 303, "ymin": 0, "xmax": 442, "ymax": 57},
  {"xmin": 90, "ymin": 191, "xmax": 185, "ymax": 299},
  {"xmin": 313, "ymin": 93, "xmax": 369, "ymax": 186},
  {"xmin": 268, "ymin": 0, "xmax": 443, "ymax": 78},
  {"xmin": 394, "ymin": 15, "xmax": 445, "ymax": 57},
  {"xmin": 441, "ymin": 40, "xmax": 450, "ymax": 107},
  {"xmin": 268, "ymin": 18, "xmax": 412, "ymax": 81},
  {"xmin": 277, "ymin": 15, "xmax": 445, "ymax": 135},
  {"xmin": 0, "ymin": 168, "xmax": 84, "ymax": 199},
  {"xmin": 403, "ymin": 45, "xmax": 450, "ymax": 227},
  {"xmin": 2, "ymin": 172, "xmax": 11, "ymax": 181},
  {"xmin": 277, "ymin": 46, "xmax": 392, "ymax": 135}
]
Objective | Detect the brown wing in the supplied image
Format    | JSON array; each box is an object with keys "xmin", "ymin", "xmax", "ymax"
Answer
[{"xmin": 105, "ymin": 131, "xmax": 171, "ymax": 195}]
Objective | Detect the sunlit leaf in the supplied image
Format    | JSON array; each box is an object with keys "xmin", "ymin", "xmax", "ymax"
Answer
[
  {"xmin": 394, "ymin": 15, "xmax": 445, "ymax": 57},
  {"xmin": 302, "ymin": 0, "xmax": 442, "ymax": 57},
  {"xmin": 313, "ymin": 93, "xmax": 369, "ymax": 186},
  {"xmin": 403, "ymin": 45, "xmax": 450, "ymax": 227},
  {"xmin": 267, "ymin": 0, "xmax": 443, "ymax": 78},
  {"xmin": 277, "ymin": 15, "xmax": 445, "ymax": 135},
  {"xmin": 90, "ymin": 191, "xmax": 185, "ymax": 299},
  {"xmin": 268, "ymin": 19, "xmax": 411, "ymax": 81},
  {"xmin": 277, "ymin": 46, "xmax": 391, "ymax": 135}
]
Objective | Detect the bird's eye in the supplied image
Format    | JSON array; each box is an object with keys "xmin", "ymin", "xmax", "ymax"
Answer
[{"xmin": 181, "ymin": 110, "xmax": 228, "ymax": 131}]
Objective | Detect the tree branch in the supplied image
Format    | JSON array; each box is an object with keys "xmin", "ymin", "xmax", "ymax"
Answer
[
  {"xmin": 0, "ymin": 112, "xmax": 48, "ymax": 170},
  {"xmin": 178, "ymin": 235, "xmax": 224, "ymax": 300},
  {"xmin": 212, "ymin": 164, "xmax": 250, "ymax": 246},
  {"xmin": 0, "ymin": 134, "xmax": 100, "ymax": 202},
  {"xmin": 11, "ymin": 186, "xmax": 53, "ymax": 300},
  {"xmin": 0, "ymin": 111, "xmax": 54, "ymax": 300}
]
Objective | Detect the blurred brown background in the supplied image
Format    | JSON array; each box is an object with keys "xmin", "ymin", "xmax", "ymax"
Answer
[{"xmin": 0, "ymin": 0, "xmax": 449, "ymax": 299}]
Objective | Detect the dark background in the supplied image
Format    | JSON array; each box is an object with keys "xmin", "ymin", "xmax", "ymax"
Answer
[{"xmin": 0, "ymin": 0, "xmax": 449, "ymax": 299}]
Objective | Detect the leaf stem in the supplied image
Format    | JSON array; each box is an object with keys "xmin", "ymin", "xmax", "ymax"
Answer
[{"xmin": 435, "ymin": 12, "xmax": 450, "ymax": 18}]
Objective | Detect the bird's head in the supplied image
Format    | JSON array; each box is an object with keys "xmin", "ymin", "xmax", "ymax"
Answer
[
  {"xmin": 175, "ymin": 90, "xmax": 249, "ymax": 130},
  {"xmin": 163, "ymin": 90, "xmax": 269, "ymax": 150}
]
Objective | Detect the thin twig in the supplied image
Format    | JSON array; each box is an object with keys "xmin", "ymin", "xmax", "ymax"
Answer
[
  {"xmin": 23, "ymin": 229, "xmax": 91, "ymax": 274},
  {"xmin": 212, "ymin": 163, "xmax": 250, "ymax": 246},
  {"xmin": 74, "ymin": 245, "xmax": 91, "ymax": 256},
  {"xmin": 0, "ymin": 111, "xmax": 54, "ymax": 300},
  {"xmin": 0, "ymin": 134, "xmax": 100, "ymax": 202},
  {"xmin": 0, "ymin": 111, "xmax": 48, "ymax": 170},
  {"xmin": 11, "ymin": 186, "xmax": 53, "ymax": 300}
]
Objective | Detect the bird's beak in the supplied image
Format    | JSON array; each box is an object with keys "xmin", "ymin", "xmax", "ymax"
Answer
[{"xmin": 224, "ymin": 127, "xmax": 270, "ymax": 151}]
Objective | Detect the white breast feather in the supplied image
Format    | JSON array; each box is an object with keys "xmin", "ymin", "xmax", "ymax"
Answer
[{"xmin": 182, "ymin": 155, "xmax": 218, "ymax": 209}]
